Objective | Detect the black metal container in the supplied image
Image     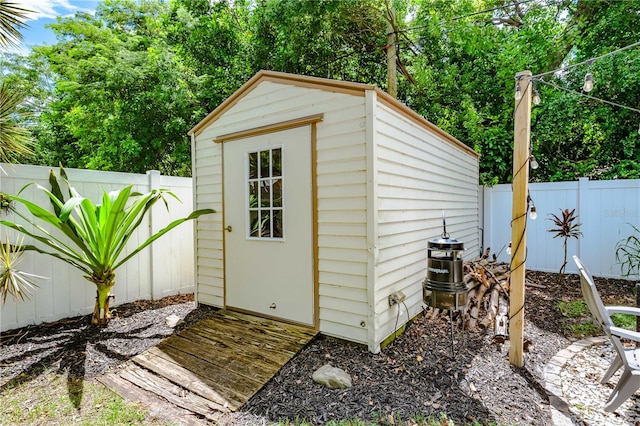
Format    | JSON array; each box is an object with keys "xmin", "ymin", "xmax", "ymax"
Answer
[{"xmin": 423, "ymin": 216, "xmax": 467, "ymax": 310}]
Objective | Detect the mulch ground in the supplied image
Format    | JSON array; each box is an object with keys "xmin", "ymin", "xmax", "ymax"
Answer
[{"xmin": 0, "ymin": 271, "xmax": 635, "ymax": 425}]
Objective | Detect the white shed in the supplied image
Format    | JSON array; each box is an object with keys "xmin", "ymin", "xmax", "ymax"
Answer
[{"xmin": 189, "ymin": 70, "xmax": 480, "ymax": 353}]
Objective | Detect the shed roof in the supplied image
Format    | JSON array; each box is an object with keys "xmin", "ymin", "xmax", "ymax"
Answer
[{"xmin": 188, "ymin": 70, "xmax": 478, "ymax": 158}]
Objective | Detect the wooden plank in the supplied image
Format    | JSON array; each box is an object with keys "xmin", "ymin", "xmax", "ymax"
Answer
[
  {"xmin": 116, "ymin": 309, "xmax": 318, "ymax": 417},
  {"xmin": 132, "ymin": 351, "xmax": 237, "ymax": 410},
  {"xmin": 182, "ymin": 318, "xmax": 311, "ymax": 357},
  {"xmin": 147, "ymin": 343, "xmax": 263, "ymax": 403},
  {"xmin": 217, "ymin": 310, "xmax": 317, "ymax": 340},
  {"xmin": 158, "ymin": 335, "xmax": 279, "ymax": 384},
  {"xmin": 119, "ymin": 365, "xmax": 225, "ymax": 421},
  {"xmin": 98, "ymin": 372, "xmax": 208, "ymax": 426},
  {"xmin": 178, "ymin": 327, "xmax": 295, "ymax": 366}
]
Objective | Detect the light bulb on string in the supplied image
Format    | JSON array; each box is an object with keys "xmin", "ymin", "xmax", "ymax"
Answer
[
  {"xmin": 514, "ymin": 82, "xmax": 522, "ymax": 100},
  {"xmin": 529, "ymin": 155, "xmax": 539, "ymax": 170},
  {"xmin": 583, "ymin": 72, "xmax": 594, "ymax": 92},
  {"xmin": 532, "ymin": 88, "xmax": 541, "ymax": 105},
  {"xmin": 529, "ymin": 205, "xmax": 537, "ymax": 220},
  {"xmin": 506, "ymin": 242, "xmax": 512, "ymax": 255}
]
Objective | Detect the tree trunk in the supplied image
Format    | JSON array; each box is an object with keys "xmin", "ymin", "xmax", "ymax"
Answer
[{"xmin": 90, "ymin": 271, "xmax": 115, "ymax": 326}]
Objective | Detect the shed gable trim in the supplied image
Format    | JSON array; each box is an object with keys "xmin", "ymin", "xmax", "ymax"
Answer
[
  {"xmin": 214, "ymin": 113, "xmax": 324, "ymax": 143},
  {"xmin": 189, "ymin": 70, "xmax": 372, "ymax": 137}
]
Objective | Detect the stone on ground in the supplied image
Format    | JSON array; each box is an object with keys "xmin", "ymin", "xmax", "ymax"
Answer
[{"xmin": 312, "ymin": 364, "xmax": 352, "ymax": 389}]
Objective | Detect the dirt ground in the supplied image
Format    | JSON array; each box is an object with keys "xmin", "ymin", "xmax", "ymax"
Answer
[{"xmin": 1, "ymin": 270, "xmax": 635, "ymax": 425}]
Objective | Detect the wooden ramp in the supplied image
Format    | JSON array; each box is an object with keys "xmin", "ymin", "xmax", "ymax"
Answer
[{"xmin": 100, "ymin": 310, "xmax": 317, "ymax": 422}]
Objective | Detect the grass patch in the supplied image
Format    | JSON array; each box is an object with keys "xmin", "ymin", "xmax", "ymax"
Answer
[
  {"xmin": 556, "ymin": 300, "xmax": 590, "ymax": 318},
  {"xmin": 611, "ymin": 313, "xmax": 637, "ymax": 330},
  {"xmin": 556, "ymin": 300, "xmax": 603, "ymax": 337},
  {"xmin": 0, "ymin": 370, "xmax": 171, "ymax": 426},
  {"xmin": 565, "ymin": 321, "xmax": 601, "ymax": 337}
]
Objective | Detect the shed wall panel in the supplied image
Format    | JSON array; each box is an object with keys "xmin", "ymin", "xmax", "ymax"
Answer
[
  {"xmin": 372, "ymin": 102, "xmax": 479, "ymax": 347},
  {"xmin": 192, "ymin": 138, "xmax": 224, "ymax": 307},
  {"xmin": 193, "ymin": 81, "xmax": 370, "ymax": 343}
]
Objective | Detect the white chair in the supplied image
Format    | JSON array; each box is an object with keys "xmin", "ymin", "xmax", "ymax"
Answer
[{"xmin": 573, "ymin": 255, "xmax": 640, "ymax": 412}]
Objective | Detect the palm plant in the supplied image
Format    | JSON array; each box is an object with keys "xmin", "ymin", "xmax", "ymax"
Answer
[
  {"xmin": 0, "ymin": 81, "xmax": 33, "ymax": 164},
  {"xmin": 616, "ymin": 224, "xmax": 640, "ymax": 279},
  {"xmin": 0, "ymin": 1, "xmax": 35, "ymax": 165},
  {"xmin": 0, "ymin": 0, "xmax": 31, "ymax": 49},
  {"xmin": 0, "ymin": 234, "xmax": 47, "ymax": 303},
  {"xmin": 548, "ymin": 208, "xmax": 583, "ymax": 280},
  {"xmin": 0, "ymin": 168, "xmax": 214, "ymax": 325}
]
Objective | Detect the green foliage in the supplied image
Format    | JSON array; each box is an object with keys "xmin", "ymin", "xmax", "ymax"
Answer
[
  {"xmin": 1, "ymin": 0, "xmax": 639, "ymax": 183},
  {"xmin": 616, "ymin": 224, "xmax": 640, "ymax": 278},
  {"xmin": 0, "ymin": 81, "xmax": 34, "ymax": 163},
  {"xmin": 1, "ymin": 370, "xmax": 162, "ymax": 425},
  {"xmin": 0, "ymin": 167, "xmax": 214, "ymax": 324},
  {"xmin": 565, "ymin": 321, "xmax": 601, "ymax": 338},
  {"xmin": 611, "ymin": 313, "xmax": 636, "ymax": 331},
  {"xmin": 556, "ymin": 300, "xmax": 589, "ymax": 318}
]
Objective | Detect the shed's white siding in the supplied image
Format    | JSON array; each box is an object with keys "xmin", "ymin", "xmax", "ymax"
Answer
[
  {"xmin": 193, "ymin": 80, "xmax": 371, "ymax": 344},
  {"xmin": 371, "ymin": 100, "xmax": 479, "ymax": 348},
  {"xmin": 191, "ymin": 71, "xmax": 480, "ymax": 352}
]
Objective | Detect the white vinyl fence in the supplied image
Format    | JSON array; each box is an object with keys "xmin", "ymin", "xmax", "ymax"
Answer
[
  {"xmin": 1, "ymin": 164, "xmax": 196, "ymax": 331},
  {"xmin": 483, "ymin": 178, "xmax": 640, "ymax": 279},
  {"xmin": 3, "ymin": 165, "xmax": 637, "ymax": 331}
]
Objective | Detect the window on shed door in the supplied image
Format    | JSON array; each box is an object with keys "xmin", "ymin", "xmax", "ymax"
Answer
[{"xmin": 248, "ymin": 147, "xmax": 283, "ymax": 239}]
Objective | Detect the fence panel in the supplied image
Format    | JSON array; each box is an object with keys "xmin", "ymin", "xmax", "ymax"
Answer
[
  {"xmin": 483, "ymin": 178, "xmax": 640, "ymax": 278},
  {"xmin": 1, "ymin": 164, "xmax": 194, "ymax": 331}
]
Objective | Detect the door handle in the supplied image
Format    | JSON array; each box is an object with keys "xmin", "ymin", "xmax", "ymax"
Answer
[{"xmin": 225, "ymin": 225, "xmax": 232, "ymax": 232}]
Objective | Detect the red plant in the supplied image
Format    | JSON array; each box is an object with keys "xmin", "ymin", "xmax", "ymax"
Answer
[{"xmin": 548, "ymin": 208, "xmax": 583, "ymax": 279}]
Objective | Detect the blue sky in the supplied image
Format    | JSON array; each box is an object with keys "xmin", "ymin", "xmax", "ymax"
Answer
[{"xmin": 20, "ymin": 1, "xmax": 100, "ymax": 50}]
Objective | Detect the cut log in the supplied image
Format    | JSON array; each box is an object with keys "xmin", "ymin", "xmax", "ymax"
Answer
[
  {"xmin": 479, "ymin": 286, "xmax": 501, "ymax": 329},
  {"xmin": 460, "ymin": 249, "xmax": 512, "ymax": 331}
]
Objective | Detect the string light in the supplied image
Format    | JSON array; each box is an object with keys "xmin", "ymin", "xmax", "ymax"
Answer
[
  {"xmin": 529, "ymin": 154, "xmax": 539, "ymax": 169},
  {"xmin": 514, "ymin": 79, "xmax": 522, "ymax": 100},
  {"xmin": 532, "ymin": 88, "xmax": 541, "ymax": 105},
  {"xmin": 527, "ymin": 193, "xmax": 537, "ymax": 220},
  {"xmin": 506, "ymin": 241, "xmax": 512, "ymax": 255},
  {"xmin": 583, "ymin": 71, "xmax": 594, "ymax": 92}
]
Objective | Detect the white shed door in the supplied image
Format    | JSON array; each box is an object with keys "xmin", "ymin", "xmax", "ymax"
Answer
[{"xmin": 223, "ymin": 126, "xmax": 314, "ymax": 326}]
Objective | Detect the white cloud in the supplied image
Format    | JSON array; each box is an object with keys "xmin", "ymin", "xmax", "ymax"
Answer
[{"xmin": 22, "ymin": 0, "xmax": 96, "ymax": 21}]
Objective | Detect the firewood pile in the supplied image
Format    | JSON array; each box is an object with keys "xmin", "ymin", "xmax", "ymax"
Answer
[{"xmin": 462, "ymin": 250, "xmax": 510, "ymax": 332}]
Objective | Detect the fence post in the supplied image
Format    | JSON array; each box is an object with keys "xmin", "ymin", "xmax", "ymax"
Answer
[
  {"xmin": 147, "ymin": 170, "xmax": 161, "ymax": 300},
  {"xmin": 577, "ymin": 177, "xmax": 589, "ymax": 267}
]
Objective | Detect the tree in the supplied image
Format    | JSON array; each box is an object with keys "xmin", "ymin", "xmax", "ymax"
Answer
[
  {"xmin": 0, "ymin": 168, "xmax": 214, "ymax": 325},
  {"xmin": 37, "ymin": 0, "xmax": 199, "ymax": 175},
  {"xmin": 4, "ymin": 0, "xmax": 639, "ymax": 183},
  {"xmin": 548, "ymin": 208, "xmax": 582, "ymax": 281}
]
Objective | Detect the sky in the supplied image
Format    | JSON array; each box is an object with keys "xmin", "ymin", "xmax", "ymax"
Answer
[{"xmin": 18, "ymin": 0, "xmax": 100, "ymax": 50}]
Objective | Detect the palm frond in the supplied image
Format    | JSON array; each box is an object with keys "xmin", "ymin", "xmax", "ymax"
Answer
[
  {"xmin": 0, "ymin": 82, "xmax": 34, "ymax": 163},
  {"xmin": 0, "ymin": 235, "xmax": 48, "ymax": 304},
  {"xmin": 0, "ymin": 1, "xmax": 32, "ymax": 48}
]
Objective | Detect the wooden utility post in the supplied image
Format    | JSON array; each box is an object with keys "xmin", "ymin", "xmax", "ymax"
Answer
[
  {"xmin": 386, "ymin": 8, "xmax": 397, "ymax": 98},
  {"xmin": 509, "ymin": 70, "xmax": 532, "ymax": 367}
]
